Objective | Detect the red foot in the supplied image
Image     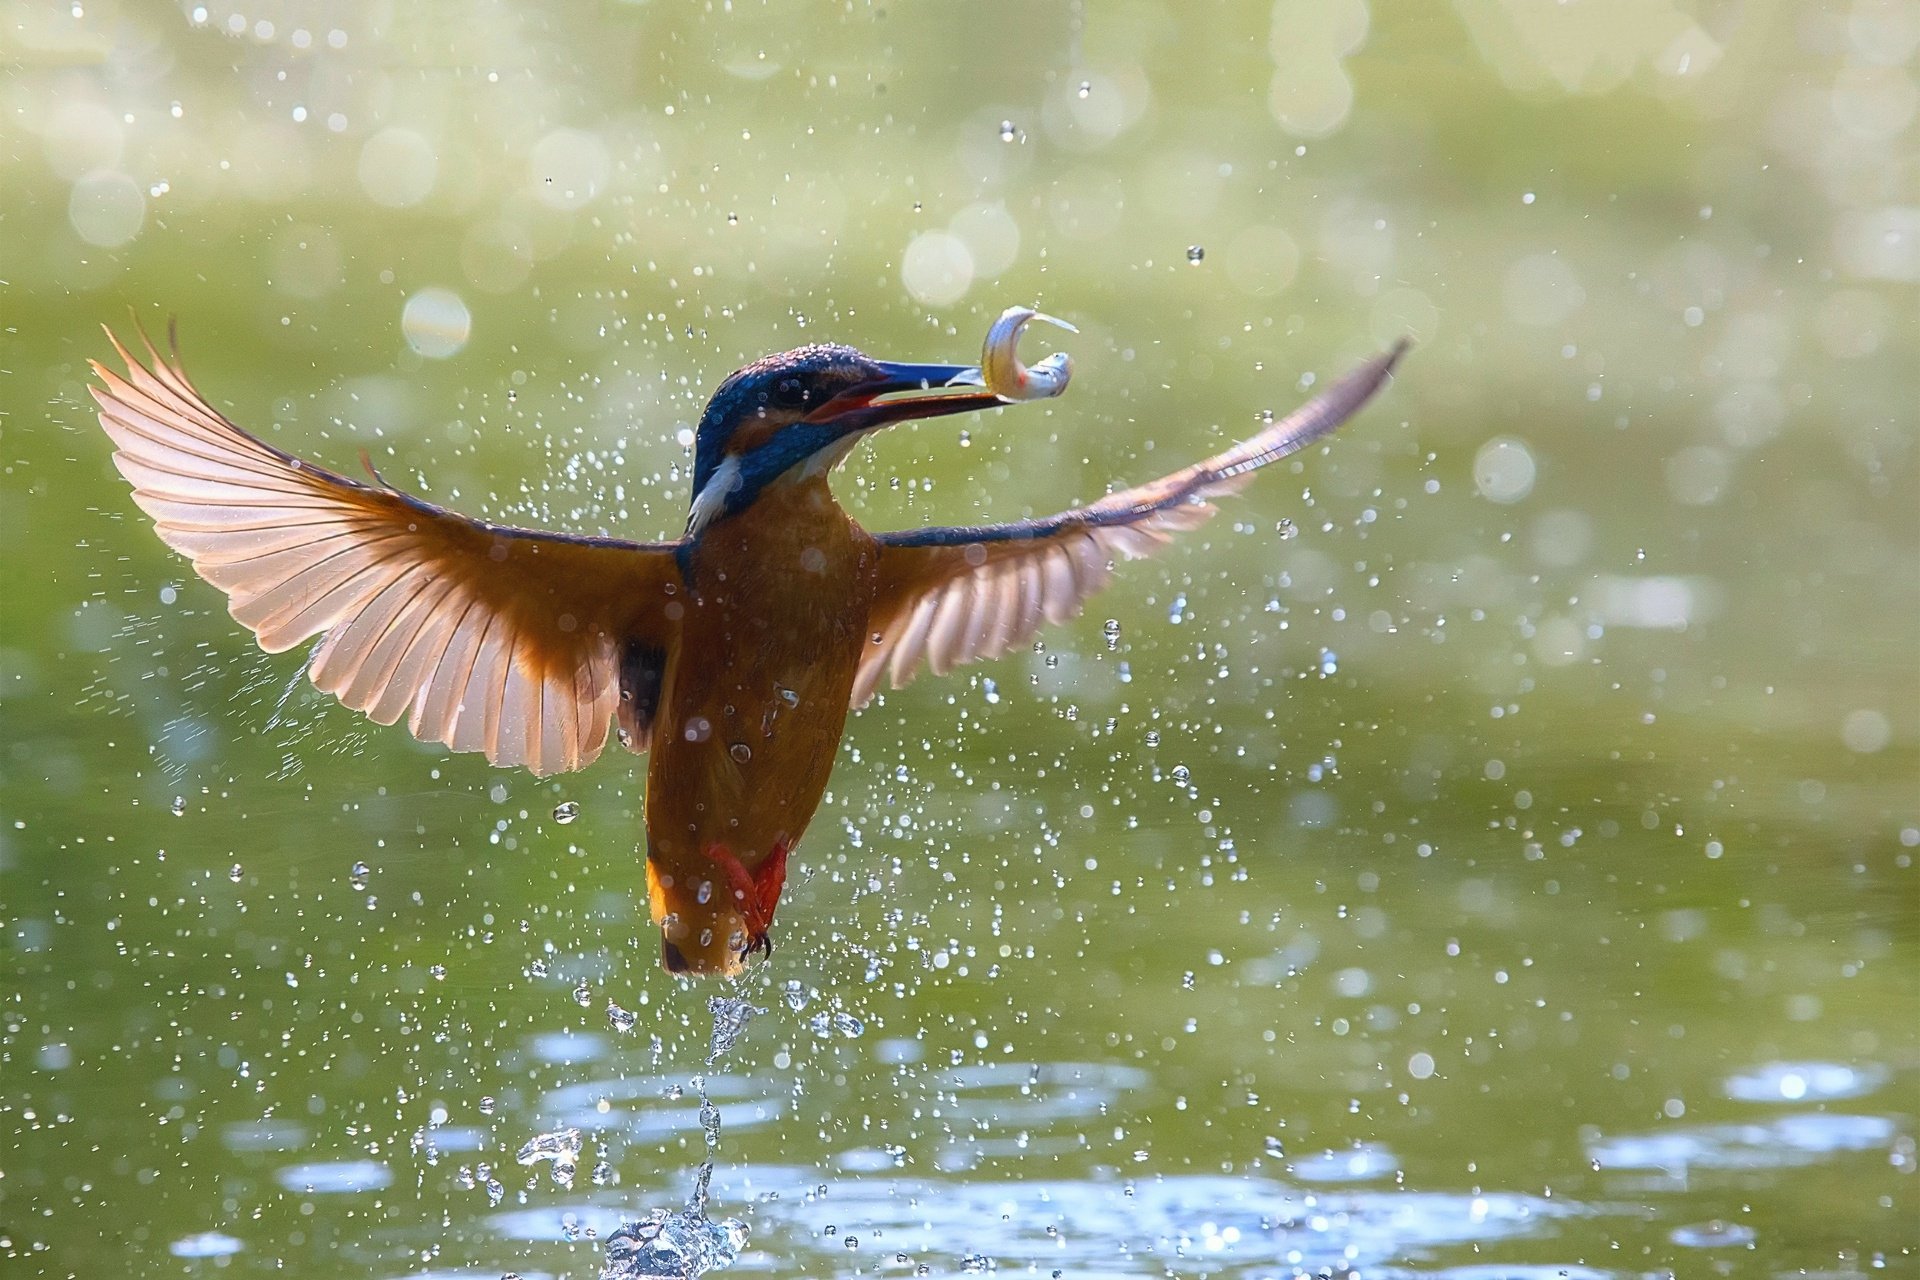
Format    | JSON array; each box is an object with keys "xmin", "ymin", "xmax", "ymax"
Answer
[{"xmin": 698, "ymin": 837, "xmax": 790, "ymax": 960}]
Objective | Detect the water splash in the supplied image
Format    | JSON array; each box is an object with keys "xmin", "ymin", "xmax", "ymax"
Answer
[
  {"xmin": 808, "ymin": 1010, "xmax": 865, "ymax": 1039},
  {"xmin": 600, "ymin": 1209, "xmax": 749, "ymax": 1280},
  {"xmin": 263, "ymin": 637, "xmax": 322, "ymax": 730},
  {"xmin": 705, "ymin": 994, "xmax": 764, "ymax": 1065},
  {"xmin": 598, "ymin": 995, "xmax": 762, "ymax": 1279},
  {"xmin": 516, "ymin": 1127, "xmax": 582, "ymax": 1188}
]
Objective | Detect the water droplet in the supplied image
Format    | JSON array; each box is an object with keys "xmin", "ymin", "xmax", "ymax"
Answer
[
  {"xmin": 228, "ymin": 863, "xmax": 243, "ymax": 882},
  {"xmin": 707, "ymin": 995, "xmax": 765, "ymax": 1063},
  {"xmin": 348, "ymin": 860, "xmax": 371, "ymax": 890},
  {"xmin": 783, "ymin": 980, "xmax": 814, "ymax": 1012},
  {"xmin": 592, "ymin": 1158, "xmax": 614, "ymax": 1185},
  {"xmin": 428, "ymin": 963, "xmax": 447, "ymax": 980},
  {"xmin": 729, "ymin": 742, "xmax": 752, "ymax": 764},
  {"xmin": 528, "ymin": 957, "xmax": 549, "ymax": 978},
  {"xmin": 1171, "ymin": 764, "xmax": 1191, "ymax": 784},
  {"xmin": 1078, "ymin": 80, "xmax": 1092, "ymax": 98},
  {"xmin": 998, "ymin": 119, "xmax": 1016, "ymax": 142},
  {"xmin": 1186, "ymin": 245, "xmax": 1205, "ymax": 265},
  {"xmin": 478, "ymin": 1096, "xmax": 497, "ymax": 1116},
  {"xmin": 1145, "ymin": 730, "xmax": 1161, "ymax": 747},
  {"xmin": 170, "ymin": 796, "xmax": 186, "ymax": 817},
  {"xmin": 552, "ymin": 800, "xmax": 580, "ymax": 824},
  {"xmin": 809, "ymin": 1010, "xmax": 865, "ymax": 1039},
  {"xmin": 726, "ymin": 212, "xmax": 738, "ymax": 226},
  {"xmin": 1276, "ymin": 517, "xmax": 1298, "ymax": 541},
  {"xmin": 515, "ymin": 1127, "xmax": 582, "ymax": 1188},
  {"xmin": 573, "ymin": 979, "xmax": 593, "ymax": 1007},
  {"xmin": 607, "ymin": 1001, "xmax": 637, "ymax": 1033}
]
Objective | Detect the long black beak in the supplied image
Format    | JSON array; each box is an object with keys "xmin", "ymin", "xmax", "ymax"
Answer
[{"xmin": 804, "ymin": 360, "xmax": 1000, "ymax": 433}]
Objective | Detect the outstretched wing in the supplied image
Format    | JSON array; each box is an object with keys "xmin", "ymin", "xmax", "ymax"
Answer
[
  {"xmin": 91, "ymin": 325, "xmax": 685, "ymax": 775},
  {"xmin": 853, "ymin": 342, "xmax": 1405, "ymax": 706}
]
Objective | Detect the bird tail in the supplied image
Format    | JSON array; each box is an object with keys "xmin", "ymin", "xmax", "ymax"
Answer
[
  {"xmin": 645, "ymin": 854, "xmax": 749, "ymax": 976},
  {"xmin": 645, "ymin": 839, "xmax": 790, "ymax": 977}
]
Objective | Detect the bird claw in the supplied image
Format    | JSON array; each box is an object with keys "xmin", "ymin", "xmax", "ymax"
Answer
[{"xmin": 699, "ymin": 836, "xmax": 790, "ymax": 965}]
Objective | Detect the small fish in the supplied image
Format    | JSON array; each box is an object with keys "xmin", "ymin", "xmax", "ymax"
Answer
[{"xmin": 949, "ymin": 306, "xmax": 1076, "ymax": 403}]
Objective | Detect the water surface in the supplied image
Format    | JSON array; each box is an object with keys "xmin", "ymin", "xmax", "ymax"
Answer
[{"xmin": 2, "ymin": 2, "xmax": 1915, "ymax": 1277}]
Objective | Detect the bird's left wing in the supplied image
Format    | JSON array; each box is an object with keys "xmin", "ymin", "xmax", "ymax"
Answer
[
  {"xmin": 853, "ymin": 342, "xmax": 1405, "ymax": 707},
  {"xmin": 91, "ymin": 325, "xmax": 684, "ymax": 776}
]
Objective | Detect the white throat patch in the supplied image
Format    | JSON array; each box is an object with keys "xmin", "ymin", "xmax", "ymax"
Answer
[{"xmin": 685, "ymin": 455, "xmax": 743, "ymax": 538}]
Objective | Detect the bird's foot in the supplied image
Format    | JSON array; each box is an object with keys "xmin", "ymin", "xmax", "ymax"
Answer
[{"xmin": 698, "ymin": 837, "xmax": 790, "ymax": 964}]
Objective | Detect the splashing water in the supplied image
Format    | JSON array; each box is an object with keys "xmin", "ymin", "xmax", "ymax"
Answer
[
  {"xmin": 264, "ymin": 637, "xmax": 322, "ymax": 730},
  {"xmin": 599, "ymin": 996, "xmax": 762, "ymax": 1279},
  {"xmin": 808, "ymin": 1010, "xmax": 865, "ymax": 1039},
  {"xmin": 600, "ymin": 1209, "xmax": 749, "ymax": 1280},
  {"xmin": 706, "ymin": 995, "xmax": 764, "ymax": 1065},
  {"xmin": 515, "ymin": 1127, "xmax": 582, "ymax": 1189}
]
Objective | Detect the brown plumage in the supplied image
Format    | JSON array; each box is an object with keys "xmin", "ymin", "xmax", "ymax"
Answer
[{"xmin": 90, "ymin": 320, "xmax": 1404, "ymax": 975}]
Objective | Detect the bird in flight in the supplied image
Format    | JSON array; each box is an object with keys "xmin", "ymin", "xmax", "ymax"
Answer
[{"xmin": 90, "ymin": 314, "xmax": 1403, "ymax": 975}]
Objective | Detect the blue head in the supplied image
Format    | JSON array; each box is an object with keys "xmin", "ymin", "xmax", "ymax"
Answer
[{"xmin": 685, "ymin": 344, "xmax": 996, "ymax": 536}]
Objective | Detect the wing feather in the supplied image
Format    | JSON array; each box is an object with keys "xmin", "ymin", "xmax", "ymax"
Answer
[
  {"xmin": 856, "ymin": 342, "xmax": 1405, "ymax": 703},
  {"xmin": 91, "ymin": 324, "xmax": 682, "ymax": 775}
]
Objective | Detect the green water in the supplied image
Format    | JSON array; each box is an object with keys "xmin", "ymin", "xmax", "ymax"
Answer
[{"xmin": 2, "ymin": 3, "xmax": 1915, "ymax": 1277}]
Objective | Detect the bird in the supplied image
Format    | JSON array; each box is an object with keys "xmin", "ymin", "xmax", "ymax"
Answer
[{"xmin": 89, "ymin": 318, "xmax": 1404, "ymax": 976}]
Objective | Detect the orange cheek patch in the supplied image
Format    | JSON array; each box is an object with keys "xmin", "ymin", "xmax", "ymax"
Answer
[{"xmin": 726, "ymin": 418, "xmax": 784, "ymax": 456}]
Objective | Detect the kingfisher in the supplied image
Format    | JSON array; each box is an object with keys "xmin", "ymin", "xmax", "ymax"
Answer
[{"xmin": 90, "ymin": 315, "xmax": 1403, "ymax": 975}]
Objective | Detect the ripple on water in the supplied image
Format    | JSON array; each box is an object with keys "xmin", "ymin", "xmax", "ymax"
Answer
[
  {"xmin": 1722, "ymin": 1060, "xmax": 1889, "ymax": 1103},
  {"xmin": 940, "ymin": 1060, "xmax": 1149, "ymax": 1126},
  {"xmin": 538, "ymin": 1071, "xmax": 781, "ymax": 1140},
  {"xmin": 1670, "ymin": 1219, "xmax": 1759, "ymax": 1248},
  {"xmin": 274, "ymin": 1158, "xmax": 394, "ymax": 1193},
  {"xmin": 490, "ymin": 1166, "xmax": 1573, "ymax": 1275},
  {"xmin": 1588, "ymin": 1112, "xmax": 1898, "ymax": 1172},
  {"xmin": 1288, "ymin": 1143, "xmax": 1399, "ymax": 1184},
  {"xmin": 221, "ymin": 1119, "xmax": 310, "ymax": 1153},
  {"xmin": 524, "ymin": 1029, "xmax": 612, "ymax": 1066},
  {"xmin": 168, "ymin": 1231, "xmax": 244, "ymax": 1259},
  {"xmin": 421, "ymin": 1125, "xmax": 492, "ymax": 1154},
  {"xmin": 1415, "ymin": 1268, "xmax": 1618, "ymax": 1280}
]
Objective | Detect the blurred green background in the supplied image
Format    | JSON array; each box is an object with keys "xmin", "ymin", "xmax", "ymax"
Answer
[{"xmin": 2, "ymin": 1, "xmax": 1915, "ymax": 1277}]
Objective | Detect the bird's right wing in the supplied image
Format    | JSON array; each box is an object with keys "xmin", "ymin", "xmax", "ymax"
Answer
[
  {"xmin": 854, "ymin": 342, "xmax": 1405, "ymax": 706},
  {"xmin": 91, "ymin": 325, "xmax": 685, "ymax": 776}
]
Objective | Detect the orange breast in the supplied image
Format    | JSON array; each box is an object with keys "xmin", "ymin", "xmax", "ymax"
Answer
[{"xmin": 642, "ymin": 477, "xmax": 876, "ymax": 964}]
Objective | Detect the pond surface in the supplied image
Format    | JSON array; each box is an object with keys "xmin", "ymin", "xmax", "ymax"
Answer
[{"xmin": 2, "ymin": 3, "xmax": 1915, "ymax": 1278}]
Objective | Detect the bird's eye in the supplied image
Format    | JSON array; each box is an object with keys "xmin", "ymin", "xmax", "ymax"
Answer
[{"xmin": 771, "ymin": 377, "xmax": 809, "ymax": 410}]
